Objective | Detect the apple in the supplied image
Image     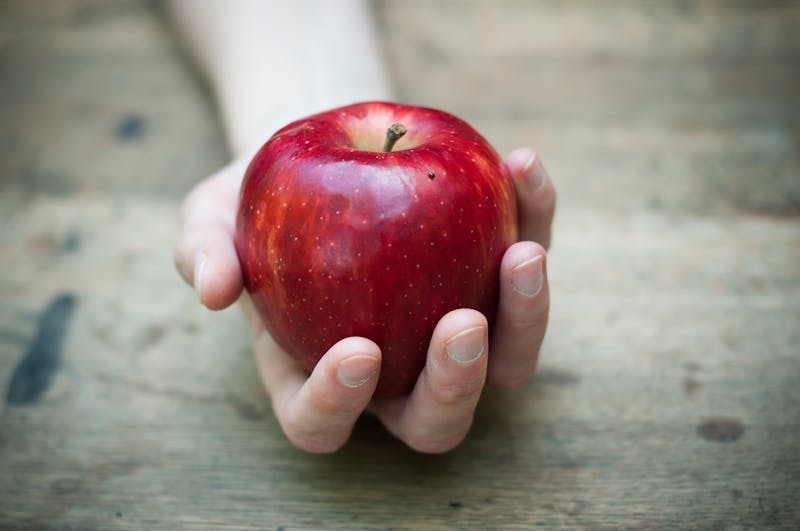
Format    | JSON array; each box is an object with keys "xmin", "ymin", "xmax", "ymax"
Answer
[{"xmin": 235, "ymin": 101, "xmax": 517, "ymax": 397}]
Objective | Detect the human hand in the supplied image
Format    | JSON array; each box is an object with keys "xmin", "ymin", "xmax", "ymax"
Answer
[{"xmin": 174, "ymin": 147, "xmax": 555, "ymax": 453}]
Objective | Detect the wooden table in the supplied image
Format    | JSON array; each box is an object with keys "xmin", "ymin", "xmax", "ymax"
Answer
[{"xmin": 2, "ymin": 1, "xmax": 798, "ymax": 528}]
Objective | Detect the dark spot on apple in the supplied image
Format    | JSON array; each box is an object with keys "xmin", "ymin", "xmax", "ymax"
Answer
[
  {"xmin": 116, "ymin": 113, "xmax": 146, "ymax": 141},
  {"xmin": 697, "ymin": 418, "xmax": 744, "ymax": 442},
  {"xmin": 6, "ymin": 293, "xmax": 76, "ymax": 405},
  {"xmin": 428, "ymin": 171, "xmax": 436, "ymax": 179}
]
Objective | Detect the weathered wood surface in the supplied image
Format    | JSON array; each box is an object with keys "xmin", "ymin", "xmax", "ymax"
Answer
[{"xmin": 1, "ymin": 1, "xmax": 798, "ymax": 528}]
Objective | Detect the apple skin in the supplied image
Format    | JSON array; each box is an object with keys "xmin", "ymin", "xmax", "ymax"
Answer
[{"xmin": 235, "ymin": 101, "xmax": 517, "ymax": 397}]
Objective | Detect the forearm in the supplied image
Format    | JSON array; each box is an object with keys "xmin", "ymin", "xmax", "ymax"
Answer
[{"xmin": 168, "ymin": 0, "xmax": 393, "ymax": 157}]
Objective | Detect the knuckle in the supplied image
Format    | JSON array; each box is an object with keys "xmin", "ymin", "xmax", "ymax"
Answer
[
  {"xmin": 509, "ymin": 313, "xmax": 542, "ymax": 333},
  {"xmin": 404, "ymin": 420, "xmax": 472, "ymax": 454},
  {"xmin": 503, "ymin": 303, "xmax": 548, "ymax": 333},
  {"xmin": 180, "ymin": 182, "xmax": 206, "ymax": 222},
  {"xmin": 281, "ymin": 418, "xmax": 347, "ymax": 454},
  {"xmin": 307, "ymin": 382, "xmax": 353, "ymax": 418},
  {"xmin": 428, "ymin": 379, "xmax": 480, "ymax": 408}
]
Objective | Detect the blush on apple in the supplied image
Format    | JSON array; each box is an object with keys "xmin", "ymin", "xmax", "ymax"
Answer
[{"xmin": 235, "ymin": 101, "xmax": 517, "ymax": 397}]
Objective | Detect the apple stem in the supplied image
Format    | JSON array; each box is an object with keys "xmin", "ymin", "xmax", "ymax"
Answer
[{"xmin": 382, "ymin": 123, "xmax": 407, "ymax": 152}]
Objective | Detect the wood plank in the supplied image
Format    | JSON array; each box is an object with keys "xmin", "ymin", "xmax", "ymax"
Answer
[{"xmin": 1, "ymin": 0, "xmax": 799, "ymax": 528}]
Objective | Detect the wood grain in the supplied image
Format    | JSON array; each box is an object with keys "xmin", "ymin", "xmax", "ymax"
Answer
[{"xmin": 1, "ymin": 0, "xmax": 798, "ymax": 528}]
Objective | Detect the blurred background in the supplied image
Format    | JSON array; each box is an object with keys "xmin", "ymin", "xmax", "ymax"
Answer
[{"xmin": 1, "ymin": 1, "xmax": 798, "ymax": 528}]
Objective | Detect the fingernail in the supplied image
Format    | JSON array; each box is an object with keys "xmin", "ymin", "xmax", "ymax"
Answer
[
  {"xmin": 522, "ymin": 152, "xmax": 546, "ymax": 190},
  {"xmin": 446, "ymin": 326, "xmax": 486, "ymax": 365},
  {"xmin": 337, "ymin": 355, "xmax": 379, "ymax": 388},
  {"xmin": 511, "ymin": 255, "xmax": 544, "ymax": 297},
  {"xmin": 194, "ymin": 251, "xmax": 207, "ymax": 303}
]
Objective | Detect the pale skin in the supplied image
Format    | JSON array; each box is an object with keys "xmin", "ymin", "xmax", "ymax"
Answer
[{"xmin": 170, "ymin": 0, "xmax": 556, "ymax": 453}]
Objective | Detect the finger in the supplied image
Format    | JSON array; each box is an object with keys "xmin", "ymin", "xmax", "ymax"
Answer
[
  {"xmin": 487, "ymin": 241, "xmax": 549, "ymax": 388},
  {"xmin": 506, "ymin": 148, "xmax": 556, "ymax": 249},
  {"xmin": 373, "ymin": 309, "xmax": 488, "ymax": 454},
  {"xmin": 174, "ymin": 157, "xmax": 248, "ymax": 310},
  {"xmin": 174, "ymin": 226, "xmax": 243, "ymax": 310},
  {"xmin": 266, "ymin": 337, "xmax": 380, "ymax": 454},
  {"xmin": 247, "ymin": 302, "xmax": 381, "ymax": 453}
]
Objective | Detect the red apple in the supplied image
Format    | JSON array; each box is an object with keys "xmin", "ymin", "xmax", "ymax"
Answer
[{"xmin": 235, "ymin": 101, "xmax": 517, "ymax": 397}]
